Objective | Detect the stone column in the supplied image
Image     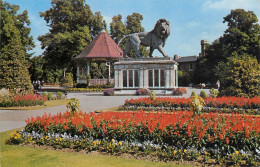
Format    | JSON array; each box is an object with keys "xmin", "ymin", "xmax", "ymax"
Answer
[
  {"xmin": 114, "ymin": 69, "xmax": 119, "ymax": 88},
  {"xmin": 165, "ymin": 67, "xmax": 170, "ymax": 88},
  {"xmin": 170, "ymin": 67, "xmax": 174, "ymax": 88},
  {"xmin": 118, "ymin": 69, "xmax": 123, "ymax": 88},
  {"xmin": 143, "ymin": 68, "xmax": 148, "ymax": 88},
  {"xmin": 139, "ymin": 68, "xmax": 144, "ymax": 88}
]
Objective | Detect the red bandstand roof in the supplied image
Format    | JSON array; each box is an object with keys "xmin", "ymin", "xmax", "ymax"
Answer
[{"xmin": 75, "ymin": 30, "xmax": 123, "ymax": 60}]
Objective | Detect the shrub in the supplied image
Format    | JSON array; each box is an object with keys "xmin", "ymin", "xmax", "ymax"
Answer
[
  {"xmin": 47, "ymin": 92, "xmax": 52, "ymax": 100},
  {"xmin": 209, "ymin": 88, "xmax": 219, "ymax": 98},
  {"xmin": 66, "ymin": 98, "xmax": 80, "ymax": 115},
  {"xmin": 56, "ymin": 91, "xmax": 63, "ymax": 99},
  {"xmin": 42, "ymin": 92, "xmax": 48, "ymax": 97},
  {"xmin": 149, "ymin": 90, "xmax": 156, "ymax": 100},
  {"xmin": 103, "ymin": 88, "xmax": 114, "ymax": 96},
  {"xmin": 189, "ymin": 95, "xmax": 205, "ymax": 115},
  {"xmin": 200, "ymin": 90, "xmax": 207, "ymax": 98},
  {"xmin": 60, "ymin": 73, "xmax": 73, "ymax": 87},
  {"xmin": 191, "ymin": 91, "xmax": 196, "ymax": 97},
  {"xmin": 136, "ymin": 88, "xmax": 149, "ymax": 95},
  {"xmin": 172, "ymin": 88, "xmax": 187, "ymax": 95}
]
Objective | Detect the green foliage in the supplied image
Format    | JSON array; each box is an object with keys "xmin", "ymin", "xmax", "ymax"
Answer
[
  {"xmin": 0, "ymin": 1, "xmax": 35, "ymax": 61},
  {"xmin": 125, "ymin": 13, "xmax": 149, "ymax": 58},
  {"xmin": 178, "ymin": 71, "xmax": 191, "ymax": 86},
  {"xmin": 0, "ymin": 2, "xmax": 33, "ymax": 93},
  {"xmin": 39, "ymin": 0, "xmax": 104, "ymax": 72},
  {"xmin": 194, "ymin": 9, "xmax": 260, "ymax": 84},
  {"xmin": 61, "ymin": 73, "xmax": 74, "ymax": 87},
  {"xmin": 42, "ymin": 92, "xmax": 48, "ymax": 97},
  {"xmin": 28, "ymin": 56, "xmax": 45, "ymax": 82},
  {"xmin": 215, "ymin": 55, "xmax": 260, "ymax": 98},
  {"xmin": 43, "ymin": 69, "xmax": 63, "ymax": 83},
  {"xmin": 149, "ymin": 90, "xmax": 156, "ymax": 100},
  {"xmin": 190, "ymin": 91, "xmax": 196, "ymax": 97},
  {"xmin": 110, "ymin": 14, "xmax": 127, "ymax": 46},
  {"xmin": 66, "ymin": 98, "xmax": 80, "ymax": 115},
  {"xmin": 199, "ymin": 90, "xmax": 207, "ymax": 98},
  {"xmin": 56, "ymin": 92, "xmax": 63, "ymax": 99},
  {"xmin": 189, "ymin": 95, "xmax": 205, "ymax": 115},
  {"xmin": 209, "ymin": 88, "xmax": 219, "ymax": 98},
  {"xmin": 47, "ymin": 92, "xmax": 53, "ymax": 100},
  {"xmin": 221, "ymin": 9, "xmax": 260, "ymax": 61}
]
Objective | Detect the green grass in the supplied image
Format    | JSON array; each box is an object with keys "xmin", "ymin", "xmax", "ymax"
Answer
[
  {"xmin": 0, "ymin": 130, "xmax": 195, "ymax": 167},
  {"xmin": 0, "ymin": 99, "xmax": 71, "ymax": 110}
]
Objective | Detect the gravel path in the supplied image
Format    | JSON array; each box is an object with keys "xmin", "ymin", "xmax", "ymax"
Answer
[{"xmin": 0, "ymin": 88, "xmax": 209, "ymax": 132}]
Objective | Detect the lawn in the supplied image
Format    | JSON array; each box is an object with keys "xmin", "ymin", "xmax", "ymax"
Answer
[
  {"xmin": 0, "ymin": 130, "xmax": 194, "ymax": 167},
  {"xmin": 0, "ymin": 99, "xmax": 71, "ymax": 110}
]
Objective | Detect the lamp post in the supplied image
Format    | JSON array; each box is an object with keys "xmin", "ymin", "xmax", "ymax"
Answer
[{"xmin": 106, "ymin": 62, "xmax": 111, "ymax": 83}]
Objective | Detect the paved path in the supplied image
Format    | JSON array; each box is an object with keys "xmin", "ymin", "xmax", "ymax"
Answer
[{"xmin": 0, "ymin": 87, "xmax": 209, "ymax": 132}]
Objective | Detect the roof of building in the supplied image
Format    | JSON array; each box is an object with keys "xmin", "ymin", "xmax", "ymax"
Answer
[
  {"xmin": 75, "ymin": 30, "xmax": 123, "ymax": 60},
  {"xmin": 175, "ymin": 55, "xmax": 198, "ymax": 63}
]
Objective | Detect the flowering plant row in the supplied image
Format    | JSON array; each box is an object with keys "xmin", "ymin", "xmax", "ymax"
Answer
[
  {"xmin": 172, "ymin": 88, "xmax": 187, "ymax": 95},
  {"xmin": 66, "ymin": 88, "xmax": 104, "ymax": 92},
  {"xmin": 123, "ymin": 97, "xmax": 260, "ymax": 113},
  {"xmin": 8, "ymin": 111, "xmax": 259, "ymax": 156},
  {"xmin": 0, "ymin": 93, "xmax": 47, "ymax": 107}
]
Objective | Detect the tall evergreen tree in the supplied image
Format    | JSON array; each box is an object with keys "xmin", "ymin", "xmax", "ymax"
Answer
[
  {"xmin": 0, "ymin": 1, "xmax": 35, "ymax": 61},
  {"xmin": 0, "ymin": 1, "xmax": 33, "ymax": 93}
]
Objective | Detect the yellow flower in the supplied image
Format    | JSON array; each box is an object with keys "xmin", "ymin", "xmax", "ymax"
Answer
[
  {"xmin": 14, "ymin": 136, "xmax": 18, "ymax": 139},
  {"xmin": 56, "ymin": 138, "xmax": 58, "ymax": 141},
  {"xmin": 111, "ymin": 139, "xmax": 115, "ymax": 143},
  {"xmin": 59, "ymin": 138, "xmax": 62, "ymax": 141},
  {"xmin": 118, "ymin": 141, "xmax": 122, "ymax": 145},
  {"xmin": 174, "ymin": 150, "xmax": 177, "ymax": 155},
  {"xmin": 30, "ymin": 137, "xmax": 33, "ymax": 140},
  {"xmin": 184, "ymin": 149, "xmax": 187, "ymax": 153},
  {"xmin": 235, "ymin": 151, "xmax": 239, "ymax": 155}
]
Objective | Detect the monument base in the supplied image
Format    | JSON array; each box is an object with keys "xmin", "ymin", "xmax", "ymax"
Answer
[{"xmin": 114, "ymin": 57, "xmax": 178, "ymax": 90}]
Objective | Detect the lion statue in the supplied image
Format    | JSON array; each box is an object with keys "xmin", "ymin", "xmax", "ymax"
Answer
[{"xmin": 118, "ymin": 19, "xmax": 170, "ymax": 58}]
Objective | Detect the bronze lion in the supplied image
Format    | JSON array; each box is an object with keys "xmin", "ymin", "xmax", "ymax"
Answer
[{"xmin": 118, "ymin": 19, "xmax": 170, "ymax": 58}]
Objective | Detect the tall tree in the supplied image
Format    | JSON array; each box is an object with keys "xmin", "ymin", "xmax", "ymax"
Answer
[
  {"xmin": 110, "ymin": 14, "xmax": 127, "ymax": 45},
  {"xmin": 215, "ymin": 54, "xmax": 260, "ymax": 98},
  {"xmin": 0, "ymin": 1, "xmax": 33, "ymax": 93},
  {"xmin": 0, "ymin": 1, "xmax": 35, "ymax": 61},
  {"xmin": 194, "ymin": 9, "xmax": 260, "ymax": 84},
  {"xmin": 220, "ymin": 9, "xmax": 260, "ymax": 60},
  {"xmin": 125, "ymin": 13, "xmax": 149, "ymax": 57},
  {"xmin": 38, "ymin": 0, "xmax": 105, "ymax": 73}
]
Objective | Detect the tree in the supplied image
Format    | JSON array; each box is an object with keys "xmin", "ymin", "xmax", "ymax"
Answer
[
  {"xmin": 220, "ymin": 9, "xmax": 260, "ymax": 61},
  {"xmin": 0, "ymin": 1, "xmax": 35, "ymax": 61},
  {"xmin": 0, "ymin": 1, "xmax": 33, "ymax": 93},
  {"xmin": 28, "ymin": 56, "xmax": 45, "ymax": 82},
  {"xmin": 215, "ymin": 55, "xmax": 260, "ymax": 98},
  {"xmin": 110, "ymin": 14, "xmax": 127, "ymax": 46},
  {"xmin": 194, "ymin": 9, "xmax": 260, "ymax": 84},
  {"xmin": 38, "ymin": 0, "xmax": 105, "ymax": 73},
  {"xmin": 125, "ymin": 13, "xmax": 149, "ymax": 57}
]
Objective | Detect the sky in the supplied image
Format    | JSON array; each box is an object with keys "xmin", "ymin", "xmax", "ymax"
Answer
[{"xmin": 5, "ymin": 0, "xmax": 260, "ymax": 58}]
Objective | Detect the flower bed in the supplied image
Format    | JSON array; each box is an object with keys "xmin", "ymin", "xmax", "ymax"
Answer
[
  {"xmin": 6, "ymin": 111, "xmax": 260, "ymax": 165},
  {"xmin": 0, "ymin": 93, "xmax": 47, "ymax": 107},
  {"xmin": 66, "ymin": 88, "xmax": 104, "ymax": 92},
  {"xmin": 122, "ymin": 97, "xmax": 260, "ymax": 114},
  {"xmin": 172, "ymin": 88, "xmax": 187, "ymax": 95}
]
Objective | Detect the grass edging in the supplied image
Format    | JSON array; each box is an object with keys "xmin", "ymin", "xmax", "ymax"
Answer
[
  {"xmin": 0, "ymin": 99, "xmax": 71, "ymax": 110},
  {"xmin": 1, "ymin": 130, "xmax": 195, "ymax": 167}
]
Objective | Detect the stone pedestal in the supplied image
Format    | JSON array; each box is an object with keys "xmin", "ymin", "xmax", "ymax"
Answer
[{"xmin": 114, "ymin": 57, "xmax": 178, "ymax": 90}]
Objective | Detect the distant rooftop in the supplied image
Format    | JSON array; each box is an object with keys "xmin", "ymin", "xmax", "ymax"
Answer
[{"xmin": 175, "ymin": 55, "xmax": 198, "ymax": 63}]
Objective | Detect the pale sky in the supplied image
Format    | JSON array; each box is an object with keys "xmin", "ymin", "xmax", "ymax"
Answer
[{"xmin": 5, "ymin": 0, "xmax": 260, "ymax": 58}]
